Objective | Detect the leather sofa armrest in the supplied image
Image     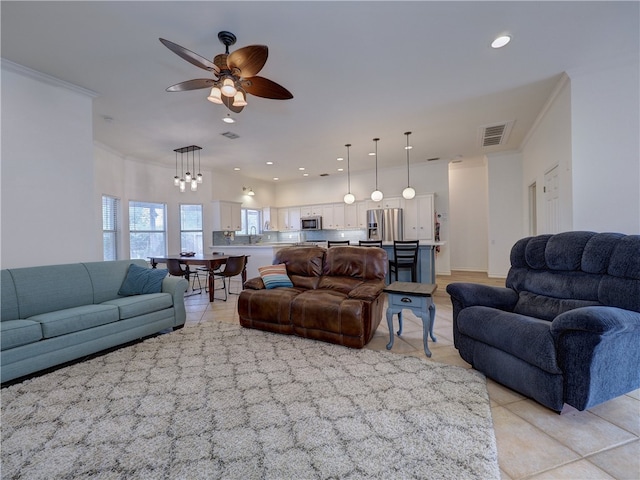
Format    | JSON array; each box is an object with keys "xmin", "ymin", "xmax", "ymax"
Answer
[
  {"xmin": 244, "ymin": 277, "xmax": 265, "ymax": 290},
  {"xmin": 348, "ymin": 280, "xmax": 385, "ymax": 301},
  {"xmin": 446, "ymin": 283, "xmax": 518, "ymax": 311},
  {"xmin": 551, "ymin": 306, "xmax": 640, "ymax": 337}
]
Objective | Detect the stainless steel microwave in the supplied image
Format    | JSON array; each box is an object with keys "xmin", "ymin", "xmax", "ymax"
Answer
[{"xmin": 301, "ymin": 216, "xmax": 322, "ymax": 230}]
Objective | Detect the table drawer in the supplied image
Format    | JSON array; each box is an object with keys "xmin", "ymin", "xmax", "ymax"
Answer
[{"xmin": 388, "ymin": 293, "xmax": 427, "ymax": 310}]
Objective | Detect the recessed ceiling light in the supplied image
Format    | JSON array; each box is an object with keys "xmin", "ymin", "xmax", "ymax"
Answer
[
  {"xmin": 337, "ymin": 168, "xmax": 344, "ymax": 172},
  {"xmin": 298, "ymin": 167, "xmax": 305, "ymax": 171},
  {"xmin": 273, "ymin": 177, "xmax": 279, "ymax": 181},
  {"xmin": 223, "ymin": 114, "xmax": 235, "ymax": 123},
  {"xmin": 266, "ymin": 161, "xmax": 273, "ymax": 165},
  {"xmin": 368, "ymin": 152, "xmax": 376, "ymax": 156},
  {"xmin": 337, "ymin": 157, "xmax": 344, "ymax": 161},
  {"xmin": 303, "ymin": 173, "xmax": 309, "ymax": 177},
  {"xmin": 233, "ymin": 167, "xmax": 240, "ymax": 171},
  {"xmin": 491, "ymin": 35, "xmax": 511, "ymax": 49}
]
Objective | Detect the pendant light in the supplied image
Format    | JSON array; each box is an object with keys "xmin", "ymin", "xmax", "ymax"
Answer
[
  {"xmin": 402, "ymin": 131, "xmax": 416, "ymax": 199},
  {"xmin": 370, "ymin": 138, "xmax": 383, "ymax": 202},
  {"xmin": 173, "ymin": 145, "xmax": 203, "ymax": 192},
  {"xmin": 343, "ymin": 143, "xmax": 355, "ymax": 204},
  {"xmin": 173, "ymin": 151, "xmax": 180, "ymax": 186}
]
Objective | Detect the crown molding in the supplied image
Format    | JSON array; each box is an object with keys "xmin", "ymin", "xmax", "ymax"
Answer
[{"xmin": 1, "ymin": 58, "xmax": 99, "ymax": 98}]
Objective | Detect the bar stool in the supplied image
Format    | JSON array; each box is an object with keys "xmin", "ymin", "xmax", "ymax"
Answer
[
  {"xmin": 166, "ymin": 259, "xmax": 202, "ymax": 297},
  {"xmin": 359, "ymin": 240, "xmax": 383, "ymax": 247},
  {"xmin": 389, "ymin": 240, "xmax": 420, "ymax": 282},
  {"xmin": 327, "ymin": 240, "xmax": 350, "ymax": 247}
]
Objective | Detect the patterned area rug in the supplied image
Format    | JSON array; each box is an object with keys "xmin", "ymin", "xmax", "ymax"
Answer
[{"xmin": 2, "ymin": 321, "xmax": 499, "ymax": 479}]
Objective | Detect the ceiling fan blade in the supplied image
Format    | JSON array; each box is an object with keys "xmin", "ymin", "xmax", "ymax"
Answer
[
  {"xmin": 222, "ymin": 95, "xmax": 245, "ymax": 113},
  {"xmin": 166, "ymin": 78, "xmax": 215, "ymax": 92},
  {"xmin": 227, "ymin": 45, "xmax": 268, "ymax": 78},
  {"xmin": 159, "ymin": 38, "xmax": 220, "ymax": 74},
  {"xmin": 242, "ymin": 76, "xmax": 293, "ymax": 99}
]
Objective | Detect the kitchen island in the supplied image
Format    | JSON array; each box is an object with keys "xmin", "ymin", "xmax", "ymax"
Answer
[{"xmin": 211, "ymin": 240, "xmax": 444, "ymax": 284}]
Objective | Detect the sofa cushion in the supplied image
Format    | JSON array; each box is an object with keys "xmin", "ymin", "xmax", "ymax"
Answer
[
  {"xmin": 514, "ymin": 291, "xmax": 601, "ymax": 321},
  {"xmin": 118, "ymin": 263, "xmax": 168, "ymax": 296},
  {"xmin": 317, "ymin": 276, "xmax": 363, "ymax": 295},
  {"xmin": 84, "ymin": 259, "xmax": 148, "ymax": 303},
  {"xmin": 9, "ymin": 264, "xmax": 94, "ymax": 318},
  {"xmin": 29, "ymin": 304, "xmax": 119, "ymax": 339},
  {"xmin": 274, "ymin": 246, "xmax": 324, "ymax": 289},
  {"xmin": 1, "ymin": 320, "xmax": 43, "ymax": 350},
  {"xmin": 323, "ymin": 246, "xmax": 388, "ymax": 280},
  {"xmin": 258, "ymin": 264, "xmax": 293, "ymax": 289},
  {"xmin": 102, "ymin": 293, "xmax": 173, "ymax": 320},
  {"xmin": 457, "ymin": 306, "xmax": 561, "ymax": 374},
  {"xmin": 291, "ymin": 290, "xmax": 365, "ymax": 338}
]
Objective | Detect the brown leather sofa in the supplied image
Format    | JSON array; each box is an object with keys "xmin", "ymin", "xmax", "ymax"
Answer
[{"xmin": 238, "ymin": 246, "xmax": 388, "ymax": 348}]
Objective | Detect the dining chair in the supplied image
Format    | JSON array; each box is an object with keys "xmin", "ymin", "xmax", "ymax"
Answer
[
  {"xmin": 388, "ymin": 240, "xmax": 420, "ymax": 282},
  {"xmin": 358, "ymin": 240, "xmax": 383, "ymax": 247},
  {"xmin": 327, "ymin": 240, "xmax": 350, "ymax": 247},
  {"xmin": 166, "ymin": 259, "xmax": 202, "ymax": 296},
  {"xmin": 213, "ymin": 255, "xmax": 247, "ymax": 301}
]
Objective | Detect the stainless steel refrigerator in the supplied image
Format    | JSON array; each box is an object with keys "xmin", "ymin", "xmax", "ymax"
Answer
[{"xmin": 367, "ymin": 208, "xmax": 403, "ymax": 242}]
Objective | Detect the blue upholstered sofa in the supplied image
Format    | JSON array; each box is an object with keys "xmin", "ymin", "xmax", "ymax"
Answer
[
  {"xmin": 1, "ymin": 259, "xmax": 188, "ymax": 383},
  {"xmin": 447, "ymin": 232, "xmax": 640, "ymax": 412}
]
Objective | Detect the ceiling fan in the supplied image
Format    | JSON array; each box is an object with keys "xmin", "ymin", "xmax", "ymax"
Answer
[{"xmin": 159, "ymin": 31, "xmax": 293, "ymax": 113}]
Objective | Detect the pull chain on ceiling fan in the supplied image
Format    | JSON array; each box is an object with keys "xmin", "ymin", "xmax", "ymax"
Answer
[{"xmin": 159, "ymin": 31, "xmax": 293, "ymax": 113}]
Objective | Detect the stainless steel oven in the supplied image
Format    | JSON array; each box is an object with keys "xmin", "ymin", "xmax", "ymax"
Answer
[{"xmin": 301, "ymin": 216, "xmax": 322, "ymax": 230}]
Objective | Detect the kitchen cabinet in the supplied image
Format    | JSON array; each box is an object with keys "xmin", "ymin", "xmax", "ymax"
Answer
[
  {"xmin": 262, "ymin": 207, "xmax": 278, "ymax": 231},
  {"xmin": 344, "ymin": 201, "xmax": 368, "ymax": 229},
  {"xmin": 300, "ymin": 205, "xmax": 323, "ymax": 217},
  {"xmin": 357, "ymin": 201, "xmax": 369, "ymax": 228},
  {"xmin": 278, "ymin": 207, "xmax": 301, "ymax": 231},
  {"xmin": 321, "ymin": 203, "xmax": 345, "ymax": 229},
  {"xmin": 366, "ymin": 197, "xmax": 401, "ymax": 210},
  {"xmin": 212, "ymin": 201, "xmax": 242, "ymax": 232},
  {"xmin": 402, "ymin": 194, "xmax": 435, "ymax": 241}
]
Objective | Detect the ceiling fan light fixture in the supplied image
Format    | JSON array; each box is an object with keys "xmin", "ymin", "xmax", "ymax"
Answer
[
  {"xmin": 232, "ymin": 90, "xmax": 247, "ymax": 107},
  {"xmin": 221, "ymin": 77, "xmax": 237, "ymax": 97},
  {"xmin": 223, "ymin": 114, "xmax": 235, "ymax": 123},
  {"xmin": 207, "ymin": 87, "xmax": 223, "ymax": 104}
]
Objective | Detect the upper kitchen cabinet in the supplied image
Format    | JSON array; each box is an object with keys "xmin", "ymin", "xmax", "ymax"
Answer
[
  {"xmin": 278, "ymin": 207, "xmax": 301, "ymax": 231},
  {"xmin": 300, "ymin": 205, "xmax": 323, "ymax": 217},
  {"xmin": 263, "ymin": 207, "xmax": 278, "ymax": 231},
  {"xmin": 366, "ymin": 197, "xmax": 401, "ymax": 210},
  {"xmin": 344, "ymin": 201, "xmax": 368, "ymax": 229},
  {"xmin": 212, "ymin": 201, "xmax": 242, "ymax": 232},
  {"xmin": 402, "ymin": 194, "xmax": 435, "ymax": 241},
  {"xmin": 321, "ymin": 203, "xmax": 345, "ymax": 229}
]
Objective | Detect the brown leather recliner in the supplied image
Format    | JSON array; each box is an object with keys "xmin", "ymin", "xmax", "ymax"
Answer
[{"xmin": 238, "ymin": 246, "xmax": 388, "ymax": 348}]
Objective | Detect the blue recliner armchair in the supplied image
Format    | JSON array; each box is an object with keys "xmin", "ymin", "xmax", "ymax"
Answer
[{"xmin": 447, "ymin": 231, "xmax": 640, "ymax": 412}]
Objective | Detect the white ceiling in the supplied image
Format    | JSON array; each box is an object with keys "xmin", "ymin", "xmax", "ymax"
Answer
[{"xmin": 2, "ymin": 1, "xmax": 638, "ymax": 183}]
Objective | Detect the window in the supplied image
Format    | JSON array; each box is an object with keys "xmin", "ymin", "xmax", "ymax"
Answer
[
  {"xmin": 102, "ymin": 195, "xmax": 120, "ymax": 261},
  {"xmin": 180, "ymin": 204, "xmax": 203, "ymax": 255},
  {"xmin": 129, "ymin": 201, "xmax": 167, "ymax": 259},
  {"xmin": 239, "ymin": 209, "xmax": 261, "ymax": 235}
]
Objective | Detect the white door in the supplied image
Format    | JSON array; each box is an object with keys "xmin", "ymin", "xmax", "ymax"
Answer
[{"xmin": 544, "ymin": 166, "xmax": 560, "ymax": 233}]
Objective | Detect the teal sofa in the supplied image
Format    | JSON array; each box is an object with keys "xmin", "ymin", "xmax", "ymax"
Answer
[{"xmin": 1, "ymin": 259, "xmax": 188, "ymax": 383}]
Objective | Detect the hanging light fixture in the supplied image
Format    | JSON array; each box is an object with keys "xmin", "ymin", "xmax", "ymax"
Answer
[
  {"xmin": 343, "ymin": 143, "xmax": 355, "ymax": 204},
  {"xmin": 370, "ymin": 138, "xmax": 383, "ymax": 202},
  {"xmin": 243, "ymin": 187, "xmax": 255, "ymax": 196},
  {"xmin": 173, "ymin": 151, "xmax": 180, "ymax": 186},
  {"xmin": 402, "ymin": 131, "xmax": 416, "ymax": 199},
  {"xmin": 173, "ymin": 145, "xmax": 203, "ymax": 193}
]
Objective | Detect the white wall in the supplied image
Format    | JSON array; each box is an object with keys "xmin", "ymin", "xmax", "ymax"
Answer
[
  {"xmin": 486, "ymin": 152, "xmax": 523, "ymax": 277},
  {"xmin": 521, "ymin": 75, "xmax": 573, "ymax": 234},
  {"xmin": 448, "ymin": 158, "xmax": 489, "ymax": 272},
  {"xmin": 569, "ymin": 58, "xmax": 640, "ymax": 233},
  {"xmin": 1, "ymin": 62, "xmax": 98, "ymax": 268}
]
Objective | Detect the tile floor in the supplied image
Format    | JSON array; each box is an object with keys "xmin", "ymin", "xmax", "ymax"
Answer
[{"xmin": 184, "ymin": 272, "xmax": 640, "ymax": 480}]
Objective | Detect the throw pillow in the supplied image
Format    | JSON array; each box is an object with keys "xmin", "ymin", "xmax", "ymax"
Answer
[
  {"xmin": 118, "ymin": 263, "xmax": 168, "ymax": 296},
  {"xmin": 258, "ymin": 263, "xmax": 293, "ymax": 289}
]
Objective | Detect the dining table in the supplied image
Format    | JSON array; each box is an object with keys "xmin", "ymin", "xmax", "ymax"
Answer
[{"xmin": 148, "ymin": 253, "xmax": 248, "ymax": 302}]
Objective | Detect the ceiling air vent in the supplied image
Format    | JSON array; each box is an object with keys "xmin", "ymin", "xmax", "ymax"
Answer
[
  {"xmin": 221, "ymin": 131, "xmax": 239, "ymax": 140},
  {"xmin": 478, "ymin": 121, "xmax": 513, "ymax": 147}
]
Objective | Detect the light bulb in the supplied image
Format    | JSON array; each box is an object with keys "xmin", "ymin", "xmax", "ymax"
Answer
[
  {"xmin": 185, "ymin": 171, "xmax": 191, "ymax": 182},
  {"xmin": 197, "ymin": 173, "xmax": 203, "ymax": 184},
  {"xmin": 220, "ymin": 78, "xmax": 237, "ymax": 97},
  {"xmin": 248, "ymin": 189, "xmax": 255, "ymax": 196},
  {"xmin": 173, "ymin": 176, "xmax": 180, "ymax": 187},
  {"xmin": 207, "ymin": 87, "xmax": 223, "ymax": 104},
  {"xmin": 179, "ymin": 179, "xmax": 186, "ymax": 193},
  {"xmin": 344, "ymin": 193, "xmax": 355, "ymax": 204},
  {"xmin": 491, "ymin": 35, "xmax": 511, "ymax": 49},
  {"xmin": 191, "ymin": 179, "xmax": 198, "ymax": 191},
  {"xmin": 371, "ymin": 190, "xmax": 384, "ymax": 202},
  {"xmin": 232, "ymin": 90, "xmax": 247, "ymax": 107},
  {"xmin": 402, "ymin": 187, "xmax": 416, "ymax": 200}
]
